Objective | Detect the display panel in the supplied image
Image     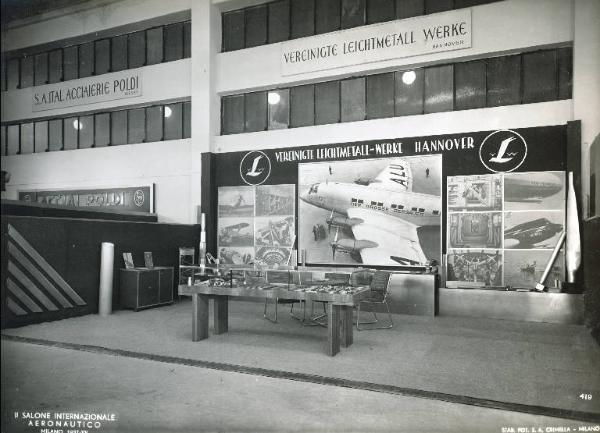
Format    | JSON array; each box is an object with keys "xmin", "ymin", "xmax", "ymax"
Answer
[
  {"xmin": 446, "ymin": 171, "xmax": 566, "ymax": 289},
  {"xmin": 298, "ymin": 155, "xmax": 442, "ymax": 266}
]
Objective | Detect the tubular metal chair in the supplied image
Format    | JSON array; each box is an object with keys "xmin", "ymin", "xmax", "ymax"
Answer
[
  {"xmin": 310, "ymin": 272, "xmax": 351, "ymax": 325},
  {"xmin": 356, "ymin": 270, "xmax": 393, "ymax": 331},
  {"xmin": 263, "ymin": 270, "xmax": 317, "ymax": 325}
]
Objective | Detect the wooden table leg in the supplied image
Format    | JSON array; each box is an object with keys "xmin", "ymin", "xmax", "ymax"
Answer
[
  {"xmin": 213, "ymin": 295, "xmax": 229, "ymax": 334},
  {"xmin": 192, "ymin": 293, "xmax": 209, "ymax": 341},
  {"xmin": 327, "ymin": 303, "xmax": 341, "ymax": 356},
  {"xmin": 340, "ymin": 305, "xmax": 353, "ymax": 348}
]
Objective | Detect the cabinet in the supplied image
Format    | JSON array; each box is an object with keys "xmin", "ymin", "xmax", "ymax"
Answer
[{"xmin": 120, "ymin": 267, "xmax": 174, "ymax": 311}]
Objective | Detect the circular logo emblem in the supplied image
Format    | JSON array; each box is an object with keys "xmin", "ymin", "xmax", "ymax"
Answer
[
  {"xmin": 240, "ymin": 151, "xmax": 271, "ymax": 185},
  {"xmin": 479, "ymin": 129, "xmax": 527, "ymax": 173},
  {"xmin": 133, "ymin": 189, "xmax": 145, "ymax": 207}
]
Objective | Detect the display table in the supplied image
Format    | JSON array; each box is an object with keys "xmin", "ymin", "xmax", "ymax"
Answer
[{"xmin": 179, "ymin": 282, "xmax": 372, "ymax": 356}]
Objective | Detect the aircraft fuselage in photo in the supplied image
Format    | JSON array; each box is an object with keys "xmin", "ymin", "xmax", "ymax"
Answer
[{"xmin": 300, "ymin": 182, "xmax": 440, "ymax": 227}]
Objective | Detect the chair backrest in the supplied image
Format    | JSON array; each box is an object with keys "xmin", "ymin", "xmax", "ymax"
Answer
[
  {"xmin": 369, "ymin": 271, "xmax": 392, "ymax": 299},
  {"xmin": 350, "ymin": 269, "xmax": 374, "ymax": 287},
  {"xmin": 324, "ymin": 272, "xmax": 350, "ymax": 285}
]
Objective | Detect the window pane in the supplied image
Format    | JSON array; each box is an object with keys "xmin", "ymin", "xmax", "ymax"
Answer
[
  {"xmin": 395, "ymin": 69, "xmax": 424, "ymax": 116},
  {"xmin": 222, "ymin": 10, "xmax": 245, "ymax": 52},
  {"xmin": 164, "ymin": 23, "xmax": 183, "ymax": 62},
  {"xmin": 341, "ymin": 0, "xmax": 366, "ymax": 29},
  {"xmin": 48, "ymin": 119, "xmax": 63, "ymax": 151},
  {"xmin": 341, "ymin": 77, "xmax": 366, "ymax": 122},
  {"xmin": 111, "ymin": 111, "xmax": 128, "ymax": 145},
  {"xmin": 64, "ymin": 117, "xmax": 78, "ymax": 150},
  {"xmin": 523, "ymin": 50, "xmax": 557, "ymax": 104},
  {"xmin": 367, "ymin": 73, "xmax": 394, "ymax": 119},
  {"xmin": 487, "ymin": 55, "xmax": 521, "ymax": 107},
  {"xmin": 34, "ymin": 52, "xmax": 48, "ymax": 86},
  {"xmin": 222, "ymin": 95, "xmax": 245, "ymax": 134},
  {"xmin": 63, "ymin": 46, "xmax": 78, "ymax": 81},
  {"xmin": 558, "ymin": 47, "xmax": 572, "ymax": 100},
  {"xmin": 1, "ymin": 126, "xmax": 6, "ymax": 156},
  {"xmin": 425, "ymin": 0, "xmax": 453, "ymax": 14},
  {"xmin": 20, "ymin": 56, "xmax": 34, "ymax": 88},
  {"xmin": 424, "ymin": 64, "xmax": 454, "ymax": 113},
  {"xmin": 165, "ymin": 103, "xmax": 183, "ymax": 140},
  {"xmin": 95, "ymin": 39, "xmax": 110, "ymax": 75},
  {"xmin": 128, "ymin": 31, "xmax": 146, "ymax": 68},
  {"xmin": 34, "ymin": 121, "xmax": 48, "ymax": 153},
  {"xmin": 48, "ymin": 49, "xmax": 62, "ymax": 83},
  {"xmin": 183, "ymin": 101, "xmax": 191, "ymax": 138},
  {"xmin": 268, "ymin": 89, "xmax": 289, "ymax": 130},
  {"xmin": 246, "ymin": 5, "xmax": 268, "ymax": 48},
  {"xmin": 455, "ymin": 60, "xmax": 486, "ymax": 110},
  {"xmin": 368, "ymin": 0, "xmax": 395, "ymax": 24},
  {"xmin": 315, "ymin": 81, "xmax": 340, "ymax": 125},
  {"xmin": 146, "ymin": 105, "xmax": 163, "ymax": 142},
  {"xmin": 7, "ymin": 58, "xmax": 20, "ymax": 89},
  {"xmin": 95, "ymin": 113, "xmax": 110, "ymax": 147},
  {"xmin": 79, "ymin": 42, "xmax": 94, "ymax": 78},
  {"xmin": 146, "ymin": 27, "xmax": 164, "ymax": 65},
  {"xmin": 396, "ymin": 0, "xmax": 424, "ymax": 19},
  {"xmin": 269, "ymin": 0, "xmax": 290, "ymax": 43},
  {"xmin": 291, "ymin": 0, "xmax": 315, "ymax": 39},
  {"xmin": 245, "ymin": 91, "xmax": 267, "ymax": 132},
  {"xmin": 21, "ymin": 123, "xmax": 34, "ymax": 154},
  {"xmin": 128, "ymin": 108, "xmax": 146, "ymax": 143},
  {"xmin": 111, "ymin": 35, "xmax": 128, "ymax": 72},
  {"xmin": 290, "ymin": 84, "xmax": 314, "ymax": 127},
  {"xmin": 78, "ymin": 115, "xmax": 94, "ymax": 149},
  {"xmin": 183, "ymin": 21, "xmax": 191, "ymax": 58},
  {"xmin": 7, "ymin": 125, "xmax": 20, "ymax": 155},
  {"xmin": 316, "ymin": 0, "xmax": 340, "ymax": 34}
]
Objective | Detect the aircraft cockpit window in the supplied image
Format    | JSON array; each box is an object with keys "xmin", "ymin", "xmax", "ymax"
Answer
[
  {"xmin": 371, "ymin": 201, "xmax": 377, "ymax": 206},
  {"xmin": 378, "ymin": 202, "xmax": 383, "ymax": 207},
  {"xmin": 411, "ymin": 207, "xmax": 417, "ymax": 211},
  {"xmin": 418, "ymin": 208, "xmax": 425, "ymax": 213},
  {"xmin": 433, "ymin": 210, "xmax": 440, "ymax": 215},
  {"xmin": 391, "ymin": 204, "xmax": 397, "ymax": 209}
]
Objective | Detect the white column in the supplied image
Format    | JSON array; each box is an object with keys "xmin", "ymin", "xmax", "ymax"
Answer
[{"xmin": 573, "ymin": 0, "xmax": 600, "ymax": 218}]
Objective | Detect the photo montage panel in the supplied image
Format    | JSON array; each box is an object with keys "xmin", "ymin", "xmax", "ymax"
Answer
[
  {"xmin": 298, "ymin": 155, "xmax": 442, "ymax": 266},
  {"xmin": 254, "ymin": 184, "xmax": 295, "ymax": 267},
  {"xmin": 503, "ymin": 171, "xmax": 566, "ymax": 290},
  {"xmin": 446, "ymin": 174, "xmax": 503, "ymax": 288},
  {"xmin": 218, "ymin": 186, "xmax": 255, "ymax": 266}
]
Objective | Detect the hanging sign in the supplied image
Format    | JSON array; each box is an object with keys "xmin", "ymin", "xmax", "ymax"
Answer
[
  {"xmin": 281, "ymin": 9, "xmax": 471, "ymax": 76},
  {"xmin": 32, "ymin": 69, "xmax": 142, "ymax": 112},
  {"xmin": 19, "ymin": 185, "xmax": 154, "ymax": 213}
]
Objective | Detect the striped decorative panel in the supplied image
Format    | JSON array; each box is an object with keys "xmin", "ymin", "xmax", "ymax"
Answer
[{"xmin": 5, "ymin": 224, "xmax": 86, "ymax": 317}]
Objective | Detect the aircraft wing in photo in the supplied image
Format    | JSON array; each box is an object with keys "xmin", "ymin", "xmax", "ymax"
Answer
[{"xmin": 346, "ymin": 208, "xmax": 426, "ymax": 266}]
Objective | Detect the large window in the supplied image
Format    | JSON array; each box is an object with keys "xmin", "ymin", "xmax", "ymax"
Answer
[
  {"xmin": 219, "ymin": 47, "xmax": 572, "ymax": 134},
  {"xmin": 222, "ymin": 0, "xmax": 501, "ymax": 51},
  {"xmin": 2, "ymin": 19, "xmax": 192, "ymax": 91},
  {"xmin": 1, "ymin": 101, "xmax": 191, "ymax": 154}
]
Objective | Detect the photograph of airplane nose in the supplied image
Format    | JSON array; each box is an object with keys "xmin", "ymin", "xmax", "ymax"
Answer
[
  {"xmin": 298, "ymin": 156, "xmax": 441, "ymax": 265},
  {"xmin": 504, "ymin": 211, "xmax": 564, "ymax": 249},
  {"xmin": 504, "ymin": 171, "xmax": 565, "ymax": 211}
]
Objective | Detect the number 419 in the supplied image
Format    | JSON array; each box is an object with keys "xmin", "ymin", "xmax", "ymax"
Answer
[{"xmin": 579, "ymin": 394, "xmax": 593, "ymax": 400}]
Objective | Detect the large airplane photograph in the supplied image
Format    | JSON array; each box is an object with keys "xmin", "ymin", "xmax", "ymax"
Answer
[
  {"xmin": 298, "ymin": 155, "xmax": 441, "ymax": 266},
  {"xmin": 504, "ymin": 171, "xmax": 565, "ymax": 211}
]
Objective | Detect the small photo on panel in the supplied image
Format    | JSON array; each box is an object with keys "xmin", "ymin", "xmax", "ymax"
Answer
[
  {"xmin": 218, "ymin": 186, "xmax": 255, "ymax": 217},
  {"xmin": 504, "ymin": 211, "xmax": 564, "ymax": 249},
  {"xmin": 255, "ymin": 216, "xmax": 295, "ymax": 247},
  {"xmin": 218, "ymin": 217, "xmax": 254, "ymax": 247},
  {"xmin": 218, "ymin": 247, "xmax": 254, "ymax": 266},
  {"xmin": 447, "ymin": 212, "xmax": 502, "ymax": 249},
  {"xmin": 256, "ymin": 184, "xmax": 295, "ymax": 216},
  {"xmin": 255, "ymin": 246, "xmax": 292, "ymax": 268},
  {"xmin": 446, "ymin": 249, "xmax": 503, "ymax": 288},
  {"xmin": 447, "ymin": 174, "xmax": 502, "ymax": 211},
  {"xmin": 504, "ymin": 249, "xmax": 565, "ymax": 289},
  {"xmin": 504, "ymin": 171, "xmax": 565, "ymax": 211}
]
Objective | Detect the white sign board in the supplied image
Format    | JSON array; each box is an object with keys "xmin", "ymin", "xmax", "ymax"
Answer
[
  {"xmin": 281, "ymin": 9, "xmax": 471, "ymax": 76},
  {"xmin": 32, "ymin": 69, "xmax": 142, "ymax": 112}
]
